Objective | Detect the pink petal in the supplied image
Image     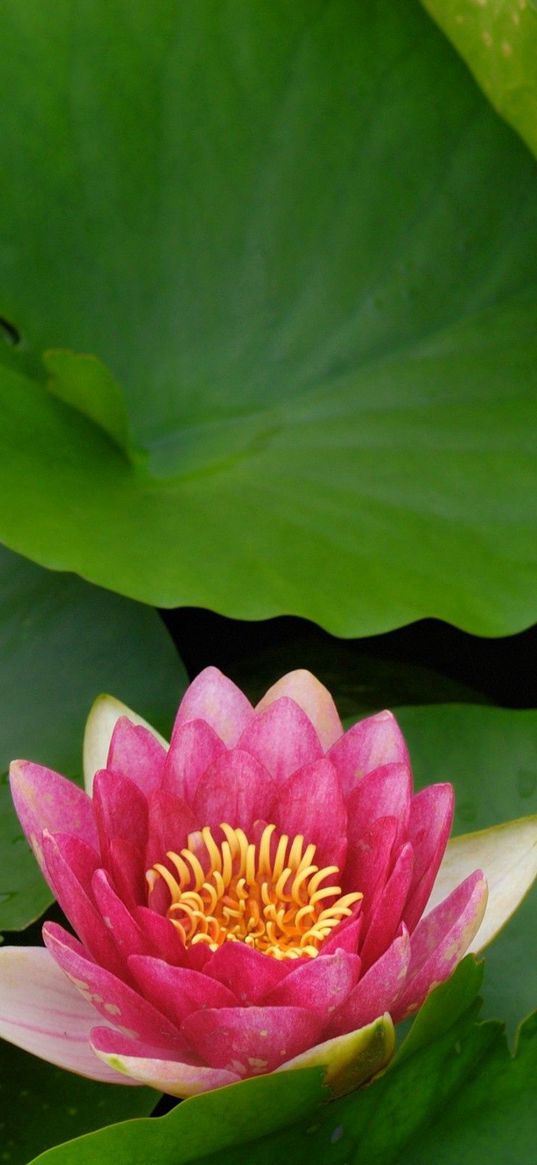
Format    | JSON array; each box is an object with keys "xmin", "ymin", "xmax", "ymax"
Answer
[
  {"xmin": 164, "ymin": 718, "xmax": 226, "ymax": 804},
  {"xmin": 128, "ymin": 956, "xmax": 238, "ymax": 1026},
  {"xmin": 403, "ymin": 784, "xmax": 454, "ymax": 933},
  {"xmin": 90, "ymin": 1027, "xmax": 239, "ymax": 1096},
  {"xmin": 145, "ymin": 789, "xmax": 198, "ymax": 871},
  {"xmin": 43, "ymin": 922, "xmax": 189, "ymax": 1054},
  {"xmin": 343, "ymin": 815, "xmax": 398, "ymax": 900},
  {"xmin": 256, "ymin": 670, "xmax": 343, "ymax": 750},
  {"xmin": 270, "ymin": 757, "xmax": 347, "ymax": 869},
  {"xmin": 238, "ymin": 698, "xmax": 323, "ymax": 784},
  {"xmin": 91, "ymin": 869, "xmax": 148, "ymax": 959},
  {"xmin": 108, "ymin": 837, "xmax": 147, "ymax": 908},
  {"xmin": 182, "ymin": 1005, "xmax": 323, "ymax": 1075},
  {"xmin": 173, "ymin": 667, "xmax": 253, "ymax": 746},
  {"xmin": 204, "ymin": 942, "xmax": 292, "ymax": 1004},
  {"xmin": 345, "ymin": 763, "xmax": 412, "ymax": 849},
  {"xmin": 133, "ymin": 907, "xmax": 187, "ymax": 966},
  {"xmin": 329, "ymin": 712, "xmax": 409, "ymax": 798},
  {"xmin": 327, "ymin": 928, "xmax": 411, "ymax": 1037},
  {"xmin": 106, "ymin": 718, "xmax": 166, "ymax": 797},
  {"xmin": 92, "ymin": 769, "xmax": 148, "ymax": 867},
  {"xmin": 263, "ymin": 951, "xmax": 361, "ymax": 1017},
  {"xmin": 359, "ymin": 842, "xmax": 414, "ymax": 971},
  {"xmin": 394, "ymin": 870, "xmax": 488, "ymax": 1021},
  {"xmin": 0, "ymin": 946, "xmax": 132, "ymax": 1084},
  {"xmin": 321, "ymin": 912, "xmax": 363, "ymax": 956},
  {"xmin": 193, "ymin": 749, "xmax": 277, "ymax": 833},
  {"xmin": 9, "ymin": 760, "xmax": 98, "ymax": 875},
  {"xmin": 42, "ymin": 834, "xmax": 124, "ymax": 978}
]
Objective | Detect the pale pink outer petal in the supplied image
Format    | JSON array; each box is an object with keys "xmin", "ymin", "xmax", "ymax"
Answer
[
  {"xmin": 0, "ymin": 947, "xmax": 133, "ymax": 1084},
  {"xmin": 83, "ymin": 694, "xmax": 168, "ymax": 795},
  {"xmin": 328, "ymin": 711, "xmax": 410, "ymax": 798},
  {"xmin": 90, "ymin": 1028, "xmax": 240, "ymax": 1096},
  {"xmin": 106, "ymin": 719, "xmax": 167, "ymax": 797},
  {"xmin": 172, "ymin": 667, "xmax": 254, "ymax": 746},
  {"xmin": 276, "ymin": 1013, "xmax": 395, "ymax": 1097},
  {"xmin": 256, "ymin": 670, "xmax": 343, "ymax": 750},
  {"xmin": 9, "ymin": 760, "xmax": 98, "ymax": 876},
  {"xmin": 182, "ymin": 1005, "xmax": 323, "ymax": 1075},
  {"xmin": 425, "ymin": 816, "xmax": 537, "ymax": 953},
  {"xmin": 238, "ymin": 698, "xmax": 323, "ymax": 784},
  {"xmin": 327, "ymin": 928, "xmax": 411, "ymax": 1037},
  {"xmin": 393, "ymin": 870, "xmax": 488, "ymax": 1021}
]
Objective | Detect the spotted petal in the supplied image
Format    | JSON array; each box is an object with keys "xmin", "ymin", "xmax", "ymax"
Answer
[
  {"xmin": 0, "ymin": 947, "xmax": 132, "ymax": 1084},
  {"xmin": 90, "ymin": 1027, "xmax": 240, "ymax": 1096}
]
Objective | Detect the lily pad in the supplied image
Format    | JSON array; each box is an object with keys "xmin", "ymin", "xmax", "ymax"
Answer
[
  {"xmin": 0, "ymin": 545, "xmax": 186, "ymax": 932},
  {"xmin": 0, "ymin": 1, "xmax": 536, "ymax": 634},
  {"xmin": 422, "ymin": 0, "xmax": 537, "ymax": 161}
]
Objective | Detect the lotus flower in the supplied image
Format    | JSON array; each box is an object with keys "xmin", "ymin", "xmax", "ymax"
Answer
[{"xmin": 1, "ymin": 669, "xmax": 536, "ymax": 1098}]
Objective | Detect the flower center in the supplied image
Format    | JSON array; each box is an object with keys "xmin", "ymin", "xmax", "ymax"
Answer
[{"xmin": 147, "ymin": 823, "xmax": 362, "ymax": 960}]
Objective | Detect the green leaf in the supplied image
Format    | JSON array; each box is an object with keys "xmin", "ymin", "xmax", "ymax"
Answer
[
  {"xmin": 0, "ymin": 1041, "xmax": 156, "ymax": 1165},
  {"xmin": 422, "ymin": 0, "xmax": 537, "ymax": 161},
  {"xmin": 396, "ymin": 704, "xmax": 537, "ymax": 1034},
  {"xmin": 26, "ymin": 1065, "xmax": 327, "ymax": 1165},
  {"xmin": 0, "ymin": 0, "xmax": 537, "ymax": 635},
  {"xmin": 0, "ymin": 545, "xmax": 187, "ymax": 932}
]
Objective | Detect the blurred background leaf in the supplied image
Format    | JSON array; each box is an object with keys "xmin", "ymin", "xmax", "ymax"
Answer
[
  {"xmin": 0, "ymin": 545, "xmax": 186, "ymax": 932},
  {"xmin": 0, "ymin": 0, "xmax": 535, "ymax": 635}
]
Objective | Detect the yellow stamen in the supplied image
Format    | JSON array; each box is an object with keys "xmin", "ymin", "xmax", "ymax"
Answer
[{"xmin": 146, "ymin": 823, "xmax": 362, "ymax": 960}]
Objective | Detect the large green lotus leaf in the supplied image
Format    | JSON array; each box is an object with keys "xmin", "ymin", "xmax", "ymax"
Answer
[
  {"xmin": 422, "ymin": 0, "xmax": 537, "ymax": 161},
  {"xmin": 0, "ymin": 545, "xmax": 186, "ymax": 932},
  {"xmin": 0, "ymin": 1041, "xmax": 157, "ymax": 1165},
  {"xmin": 0, "ymin": 0, "xmax": 536, "ymax": 634}
]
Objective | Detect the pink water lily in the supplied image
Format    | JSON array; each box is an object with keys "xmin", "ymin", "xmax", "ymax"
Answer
[{"xmin": 1, "ymin": 669, "xmax": 536, "ymax": 1098}]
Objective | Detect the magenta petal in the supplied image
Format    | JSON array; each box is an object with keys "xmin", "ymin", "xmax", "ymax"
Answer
[
  {"xmin": 0, "ymin": 947, "xmax": 132, "ymax": 1084},
  {"xmin": 270, "ymin": 758, "xmax": 347, "ymax": 869},
  {"xmin": 173, "ymin": 667, "xmax": 253, "ymax": 746},
  {"xmin": 193, "ymin": 749, "xmax": 276, "ymax": 833},
  {"xmin": 329, "ymin": 712, "xmax": 409, "ymax": 798},
  {"xmin": 256, "ymin": 670, "xmax": 343, "ymax": 750},
  {"xmin": 263, "ymin": 951, "xmax": 361, "ymax": 1016},
  {"xmin": 133, "ymin": 907, "xmax": 187, "ymax": 966},
  {"xmin": 164, "ymin": 718, "xmax": 226, "ymax": 804},
  {"xmin": 107, "ymin": 718, "xmax": 166, "ymax": 797},
  {"xmin": 403, "ymin": 784, "xmax": 454, "ymax": 933},
  {"xmin": 238, "ymin": 697, "xmax": 323, "ymax": 784},
  {"xmin": 328, "ymin": 928, "xmax": 411, "ymax": 1037},
  {"xmin": 43, "ymin": 922, "xmax": 189, "ymax": 1053},
  {"xmin": 345, "ymin": 763, "xmax": 412, "ymax": 848},
  {"xmin": 359, "ymin": 843, "xmax": 414, "ymax": 970},
  {"xmin": 204, "ymin": 942, "xmax": 291, "ymax": 1004},
  {"xmin": 92, "ymin": 769, "xmax": 148, "ymax": 867},
  {"xmin": 42, "ymin": 834, "xmax": 124, "ymax": 977},
  {"xmin": 108, "ymin": 837, "xmax": 147, "ymax": 908},
  {"xmin": 343, "ymin": 816, "xmax": 398, "ymax": 900},
  {"xmin": 91, "ymin": 870, "xmax": 148, "ymax": 959},
  {"xmin": 9, "ymin": 760, "xmax": 98, "ymax": 872},
  {"xmin": 90, "ymin": 1027, "xmax": 240, "ymax": 1095},
  {"xmin": 128, "ymin": 955, "xmax": 238, "ymax": 1025},
  {"xmin": 321, "ymin": 912, "xmax": 363, "ymax": 956},
  {"xmin": 182, "ymin": 1005, "xmax": 323, "ymax": 1075},
  {"xmin": 394, "ymin": 870, "xmax": 488, "ymax": 1021},
  {"xmin": 145, "ymin": 789, "xmax": 198, "ymax": 871}
]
